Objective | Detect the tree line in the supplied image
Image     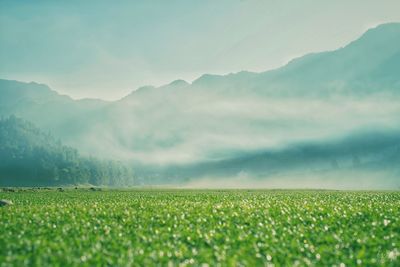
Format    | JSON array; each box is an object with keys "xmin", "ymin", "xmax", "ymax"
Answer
[{"xmin": 0, "ymin": 116, "xmax": 134, "ymax": 186}]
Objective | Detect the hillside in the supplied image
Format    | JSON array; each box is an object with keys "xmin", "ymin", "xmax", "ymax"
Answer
[
  {"xmin": 0, "ymin": 79, "xmax": 109, "ymax": 149},
  {"xmin": 189, "ymin": 22, "xmax": 400, "ymax": 96},
  {"xmin": 0, "ymin": 116, "xmax": 133, "ymax": 186}
]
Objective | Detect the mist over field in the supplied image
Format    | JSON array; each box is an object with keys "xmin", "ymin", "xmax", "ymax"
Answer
[
  {"xmin": 0, "ymin": 2, "xmax": 400, "ymax": 189},
  {"xmin": 183, "ymin": 170, "xmax": 399, "ymax": 190}
]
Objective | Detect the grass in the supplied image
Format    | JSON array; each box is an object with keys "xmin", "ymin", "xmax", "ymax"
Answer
[{"xmin": 0, "ymin": 189, "xmax": 399, "ymax": 266}]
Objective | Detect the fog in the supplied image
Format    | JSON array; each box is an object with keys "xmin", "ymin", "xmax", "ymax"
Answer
[
  {"xmin": 182, "ymin": 170, "xmax": 400, "ymax": 190},
  {"xmin": 74, "ymin": 89, "xmax": 400, "ymax": 168},
  {"xmin": 2, "ymin": 67, "xmax": 400, "ymax": 189}
]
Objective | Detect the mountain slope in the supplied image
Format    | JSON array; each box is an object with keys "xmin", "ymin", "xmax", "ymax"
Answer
[
  {"xmin": 0, "ymin": 79, "xmax": 110, "ymax": 146},
  {"xmin": 0, "ymin": 116, "xmax": 133, "ymax": 186},
  {"xmin": 188, "ymin": 23, "xmax": 400, "ymax": 96}
]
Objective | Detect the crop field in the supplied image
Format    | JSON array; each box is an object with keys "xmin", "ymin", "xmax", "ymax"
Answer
[{"xmin": 0, "ymin": 189, "xmax": 399, "ymax": 266}]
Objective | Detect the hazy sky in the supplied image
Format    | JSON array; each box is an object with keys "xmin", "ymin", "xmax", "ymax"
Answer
[{"xmin": 1, "ymin": 0, "xmax": 400, "ymax": 100}]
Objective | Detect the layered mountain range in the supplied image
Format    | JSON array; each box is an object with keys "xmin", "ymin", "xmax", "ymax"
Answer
[{"xmin": 1, "ymin": 23, "xmax": 400, "ymax": 188}]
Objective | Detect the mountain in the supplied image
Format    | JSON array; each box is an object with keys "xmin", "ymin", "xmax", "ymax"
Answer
[
  {"xmin": 190, "ymin": 22, "xmax": 400, "ymax": 96},
  {"xmin": 0, "ymin": 23, "xmax": 400, "ymax": 187},
  {"xmin": 0, "ymin": 116, "xmax": 133, "ymax": 186},
  {"xmin": 0, "ymin": 79, "xmax": 110, "ymax": 149}
]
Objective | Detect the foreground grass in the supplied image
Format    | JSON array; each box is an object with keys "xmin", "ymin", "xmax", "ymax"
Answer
[{"xmin": 0, "ymin": 189, "xmax": 399, "ymax": 266}]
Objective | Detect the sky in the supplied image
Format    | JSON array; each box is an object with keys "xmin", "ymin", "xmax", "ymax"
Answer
[{"xmin": 1, "ymin": 0, "xmax": 400, "ymax": 100}]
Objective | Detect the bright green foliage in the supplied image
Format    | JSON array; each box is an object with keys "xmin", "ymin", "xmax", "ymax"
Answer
[{"xmin": 0, "ymin": 190, "xmax": 399, "ymax": 266}]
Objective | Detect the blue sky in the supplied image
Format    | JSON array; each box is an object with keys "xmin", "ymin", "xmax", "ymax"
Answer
[{"xmin": 1, "ymin": 0, "xmax": 400, "ymax": 99}]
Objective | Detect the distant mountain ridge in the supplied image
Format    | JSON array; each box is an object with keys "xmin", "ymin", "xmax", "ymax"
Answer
[
  {"xmin": 187, "ymin": 22, "xmax": 400, "ymax": 96},
  {"xmin": 1, "ymin": 23, "xmax": 399, "ymax": 107}
]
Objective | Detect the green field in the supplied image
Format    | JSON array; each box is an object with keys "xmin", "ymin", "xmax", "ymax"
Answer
[{"xmin": 0, "ymin": 189, "xmax": 399, "ymax": 266}]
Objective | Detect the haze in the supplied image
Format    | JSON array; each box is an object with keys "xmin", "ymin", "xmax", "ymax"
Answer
[{"xmin": 1, "ymin": 0, "xmax": 400, "ymax": 100}]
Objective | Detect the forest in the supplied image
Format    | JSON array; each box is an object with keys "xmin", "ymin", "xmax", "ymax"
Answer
[{"xmin": 0, "ymin": 116, "xmax": 134, "ymax": 186}]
